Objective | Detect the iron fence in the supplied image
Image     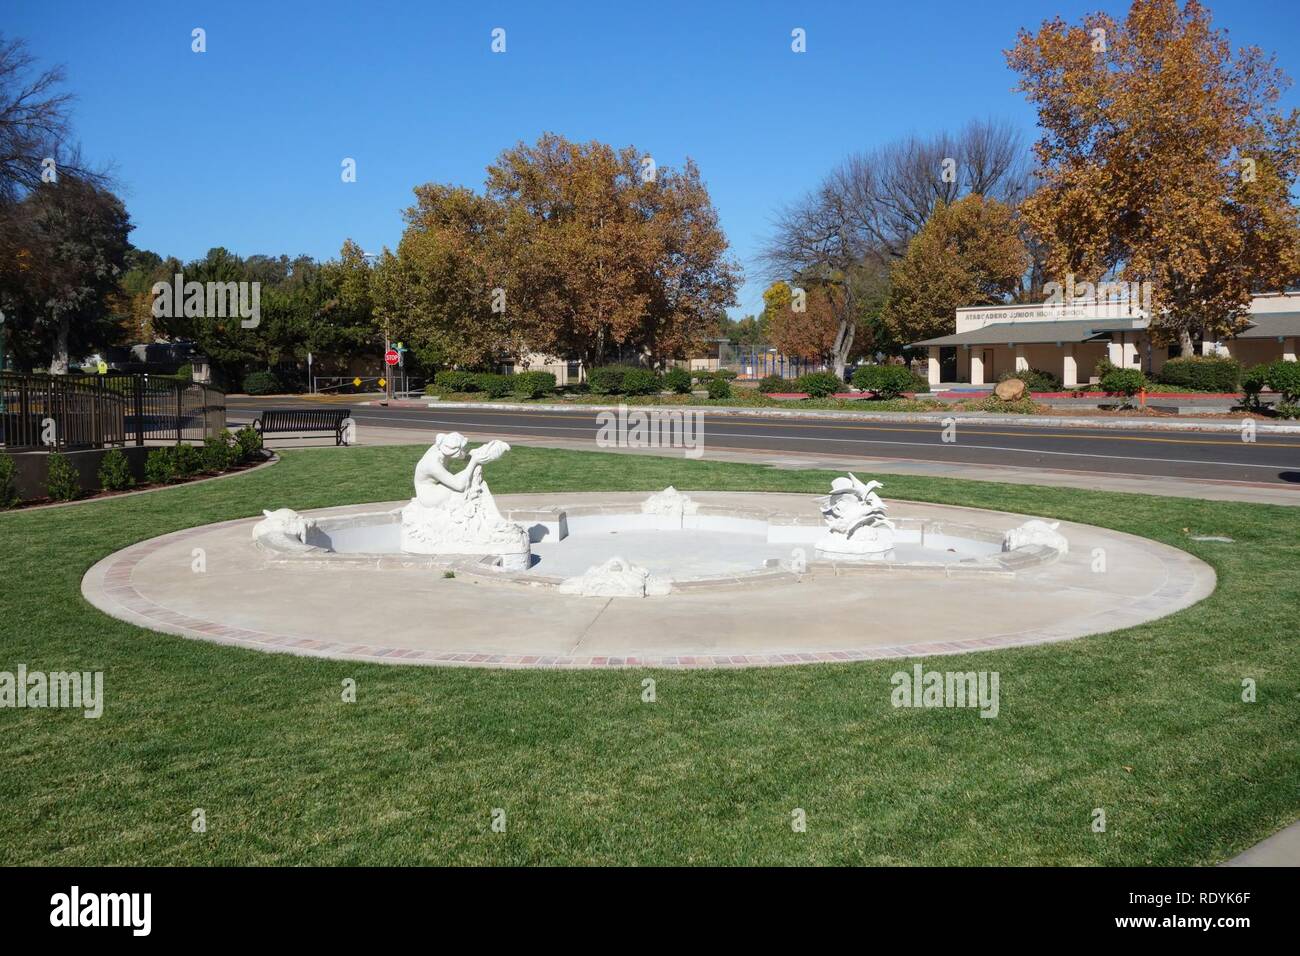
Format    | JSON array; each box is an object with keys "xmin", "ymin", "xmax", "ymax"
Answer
[{"xmin": 0, "ymin": 373, "xmax": 226, "ymax": 449}]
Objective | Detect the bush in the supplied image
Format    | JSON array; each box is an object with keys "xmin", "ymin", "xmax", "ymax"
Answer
[
  {"xmin": 1275, "ymin": 402, "xmax": 1300, "ymax": 420},
  {"xmin": 587, "ymin": 366, "xmax": 630, "ymax": 395},
  {"xmin": 234, "ymin": 425, "xmax": 263, "ymax": 463},
  {"xmin": 433, "ymin": 369, "xmax": 477, "ymax": 393},
  {"xmin": 1265, "ymin": 360, "xmax": 1300, "ymax": 404},
  {"xmin": 44, "ymin": 451, "xmax": 81, "ymax": 501},
  {"xmin": 201, "ymin": 431, "xmax": 238, "ymax": 472},
  {"xmin": 852, "ymin": 365, "xmax": 922, "ymax": 399},
  {"xmin": 172, "ymin": 443, "xmax": 202, "ymax": 479},
  {"xmin": 997, "ymin": 367, "xmax": 1061, "ymax": 392},
  {"xmin": 512, "ymin": 371, "xmax": 557, "ymax": 399},
  {"xmin": 706, "ymin": 376, "xmax": 732, "ymax": 400},
  {"xmin": 467, "ymin": 372, "xmax": 510, "ymax": 398},
  {"xmin": 757, "ymin": 375, "xmax": 788, "ymax": 394},
  {"xmin": 663, "ymin": 367, "xmax": 693, "ymax": 394},
  {"xmin": 174, "ymin": 363, "xmax": 193, "ymax": 383},
  {"xmin": 621, "ymin": 368, "xmax": 662, "ymax": 396},
  {"xmin": 1100, "ymin": 367, "xmax": 1147, "ymax": 400},
  {"xmin": 144, "ymin": 447, "xmax": 175, "ymax": 484},
  {"xmin": 967, "ymin": 396, "xmax": 1041, "ymax": 414},
  {"xmin": 1242, "ymin": 364, "xmax": 1269, "ymax": 407},
  {"xmin": 0, "ymin": 452, "xmax": 20, "ymax": 508},
  {"xmin": 1157, "ymin": 355, "xmax": 1241, "ymax": 392},
  {"xmin": 242, "ymin": 370, "xmax": 280, "ymax": 395},
  {"xmin": 794, "ymin": 371, "xmax": 843, "ymax": 398},
  {"xmin": 98, "ymin": 449, "xmax": 135, "ymax": 491}
]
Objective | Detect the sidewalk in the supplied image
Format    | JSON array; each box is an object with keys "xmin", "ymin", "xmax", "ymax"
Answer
[{"xmin": 1225, "ymin": 819, "xmax": 1300, "ymax": 866}]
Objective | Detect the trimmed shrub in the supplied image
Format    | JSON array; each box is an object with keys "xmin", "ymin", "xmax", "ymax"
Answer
[
  {"xmin": 663, "ymin": 367, "xmax": 693, "ymax": 394},
  {"xmin": 98, "ymin": 449, "xmax": 135, "ymax": 491},
  {"xmin": 512, "ymin": 371, "xmax": 557, "ymax": 399},
  {"xmin": 587, "ymin": 366, "xmax": 630, "ymax": 395},
  {"xmin": 1242, "ymin": 363, "xmax": 1269, "ymax": 408},
  {"xmin": 1265, "ymin": 360, "xmax": 1300, "ymax": 404},
  {"xmin": 794, "ymin": 371, "xmax": 843, "ymax": 398},
  {"xmin": 172, "ymin": 443, "xmax": 202, "ymax": 479},
  {"xmin": 242, "ymin": 370, "xmax": 280, "ymax": 395},
  {"xmin": 1157, "ymin": 355, "xmax": 1241, "ymax": 392},
  {"xmin": 997, "ymin": 367, "xmax": 1061, "ymax": 392},
  {"xmin": 0, "ymin": 452, "xmax": 20, "ymax": 508},
  {"xmin": 433, "ymin": 369, "xmax": 477, "ymax": 393},
  {"xmin": 234, "ymin": 425, "xmax": 263, "ymax": 463},
  {"xmin": 852, "ymin": 365, "xmax": 921, "ymax": 399},
  {"xmin": 471, "ymin": 372, "xmax": 512, "ymax": 398},
  {"xmin": 706, "ymin": 376, "xmax": 731, "ymax": 400},
  {"xmin": 621, "ymin": 368, "xmax": 662, "ymax": 396},
  {"xmin": 757, "ymin": 375, "xmax": 788, "ymax": 394},
  {"xmin": 201, "ymin": 431, "xmax": 238, "ymax": 472},
  {"xmin": 1100, "ymin": 367, "xmax": 1147, "ymax": 400},
  {"xmin": 45, "ymin": 451, "xmax": 81, "ymax": 501},
  {"xmin": 144, "ymin": 447, "xmax": 176, "ymax": 484}
]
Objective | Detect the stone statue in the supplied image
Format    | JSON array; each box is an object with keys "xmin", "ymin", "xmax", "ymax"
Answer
[
  {"xmin": 814, "ymin": 473, "xmax": 895, "ymax": 557},
  {"xmin": 558, "ymin": 556, "xmax": 670, "ymax": 598},
  {"xmin": 252, "ymin": 508, "xmax": 320, "ymax": 554},
  {"xmin": 399, "ymin": 432, "xmax": 530, "ymax": 569},
  {"xmin": 1003, "ymin": 520, "xmax": 1069, "ymax": 555}
]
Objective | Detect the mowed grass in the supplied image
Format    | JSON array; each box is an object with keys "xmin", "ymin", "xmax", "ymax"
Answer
[{"xmin": 0, "ymin": 444, "xmax": 1297, "ymax": 865}]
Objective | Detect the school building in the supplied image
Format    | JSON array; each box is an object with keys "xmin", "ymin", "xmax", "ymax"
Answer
[{"xmin": 912, "ymin": 291, "xmax": 1300, "ymax": 388}]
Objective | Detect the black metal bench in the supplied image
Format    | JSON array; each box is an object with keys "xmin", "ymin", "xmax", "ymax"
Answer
[{"xmin": 252, "ymin": 408, "xmax": 352, "ymax": 445}]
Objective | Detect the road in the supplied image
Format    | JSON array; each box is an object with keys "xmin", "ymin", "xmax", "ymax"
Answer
[{"xmin": 226, "ymin": 396, "xmax": 1300, "ymax": 488}]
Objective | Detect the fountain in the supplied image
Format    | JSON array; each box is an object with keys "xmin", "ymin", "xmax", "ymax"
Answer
[{"xmin": 83, "ymin": 432, "xmax": 1217, "ymax": 668}]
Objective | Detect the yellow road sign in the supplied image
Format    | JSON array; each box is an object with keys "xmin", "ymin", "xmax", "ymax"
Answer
[
  {"xmin": 378, "ymin": 377, "xmax": 387, "ymax": 388},
  {"xmin": 352, "ymin": 377, "xmax": 361, "ymax": 387}
]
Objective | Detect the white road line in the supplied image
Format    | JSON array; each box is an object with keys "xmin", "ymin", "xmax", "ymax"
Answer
[{"xmin": 347, "ymin": 413, "xmax": 1294, "ymax": 472}]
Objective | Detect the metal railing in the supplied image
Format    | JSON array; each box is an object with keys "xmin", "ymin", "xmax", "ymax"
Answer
[{"xmin": 0, "ymin": 373, "xmax": 226, "ymax": 449}]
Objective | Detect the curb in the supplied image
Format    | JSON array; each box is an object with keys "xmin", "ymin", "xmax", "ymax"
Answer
[{"xmin": 366, "ymin": 399, "xmax": 1300, "ymax": 434}]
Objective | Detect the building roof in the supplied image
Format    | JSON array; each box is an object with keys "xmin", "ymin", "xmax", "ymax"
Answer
[
  {"xmin": 1235, "ymin": 312, "xmax": 1300, "ymax": 339},
  {"xmin": 912, "ymin": 319, "xmax": 1146, "ymax": 348}
]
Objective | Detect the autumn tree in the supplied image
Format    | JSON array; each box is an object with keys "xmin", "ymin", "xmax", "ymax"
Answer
[
  {"xmin": 381, "ymin": 134, "xmax": 740, "ymax": 370},
  {"xmin": 760, "ymin": 281, "xmax": 839, "ymax": 362},
  {"xmin": 883, "ymin": 195, "xmax": 1029, "ymax": 344},
  {"xmin": 1007, "ymin": 0, "xmax": 1300, "ymax": 351},
  {"xmin": 761, "ymin": 120, "xmax": 1028, "ymax": 377}
]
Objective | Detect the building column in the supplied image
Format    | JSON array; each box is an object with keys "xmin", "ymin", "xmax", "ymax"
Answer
[
  {"xmin": 1107, "ymin": 335, "xmax": 1124, "ymax": 368},
  {"xmin": 927, "ymin": 347, "xmax": 941, "ymax": 387},
  {"xmin": 970, "ymin": 349, "xmax": 984, "ymax": 386},
  {"xmin": 1062, "ymin": 345, "xmax": 1078, "ymax": 388},
  {"xmin": 1285, "ymin": 337, "xmax": 1298, "ymax": 363},
  {"xmin": 1123, "ymin": 338, "xmax": 1140, "ymax": 368},
  {"xmin": 1014, "ymin": 345, "xmax": 1029, "ymax": 373}
]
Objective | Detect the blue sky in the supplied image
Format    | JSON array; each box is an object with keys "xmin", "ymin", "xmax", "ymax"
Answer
[{"xmin": 8, "ymin": 0, "xmax": 1300, "ymax": 316}]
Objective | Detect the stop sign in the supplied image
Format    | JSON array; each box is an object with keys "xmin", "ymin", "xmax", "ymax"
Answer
[{"xmin": 384, "ymin": 349, "xmax": 400, "ymax": 366}]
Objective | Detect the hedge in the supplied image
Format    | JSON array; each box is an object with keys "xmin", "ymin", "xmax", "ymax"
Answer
[
  {"xmin": 1157, "ymin": 356, "xmax": 1241, "ymax": 392},
  {"xmin": 794, "ymin": 372, "xmax": 843, "ymax": 398},
  {"xmin": 852, "ymin": 365, "xmax": 924, "ymax": 399},
  {"xmin": 997, "ymin": 367, "xmax": 1061, "ymax": 392}
]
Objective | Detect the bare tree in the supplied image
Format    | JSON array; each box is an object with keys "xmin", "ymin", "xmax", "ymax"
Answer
[
  {"xmin": 0, "ymin": 34, "xmax": 83, "ymax": 202},
  {"xmin": 760, "ymin": 119, "xmax": 1033, "ymax": 376}
]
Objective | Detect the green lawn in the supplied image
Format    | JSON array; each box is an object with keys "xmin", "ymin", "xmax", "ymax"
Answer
[{"xmin": 0, "ymin": 444, "xmax": 1296, "ymax": 865}]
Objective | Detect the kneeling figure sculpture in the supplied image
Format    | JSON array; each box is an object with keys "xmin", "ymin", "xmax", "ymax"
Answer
[{"xmin": 399, "ymin": 432, "xmax": 530, "ymax": 570}]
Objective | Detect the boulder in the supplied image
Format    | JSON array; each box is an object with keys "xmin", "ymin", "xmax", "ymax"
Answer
[{"xmin": 994, "ymin": 378, "xmax": 1026, "ymax": 401}]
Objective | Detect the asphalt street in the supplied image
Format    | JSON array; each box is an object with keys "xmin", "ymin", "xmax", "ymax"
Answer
[{"xmin": 227, "ymin": 396, "xmax": 1300, "ymax": 489}]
